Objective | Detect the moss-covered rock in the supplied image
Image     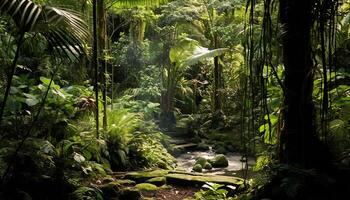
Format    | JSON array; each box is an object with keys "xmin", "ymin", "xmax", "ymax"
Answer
[
  {"xmin": 146, "ymin": 177, "xmax": 166, "ymax": 186},
  {"xmin": 99, "ymin": 182, "xmax": 120, "ymax": 198},
  {"xmin": 119, "ymin": 188, "xmax": 141, "ymax": 200},
  {"xmin": 102, "ymin": 177, "xmax": 115, "ymax": 184},
  {"xmin": 203, "ymin": 162, "xmax": 212, "ymax": 170},
  {"xmin": 209, "ymin": 154, "xmax": 229, "ymax": 168},
  {"xmin": 114, "ymin": 179, "xmax": 136, "ymax": 185},
  {"xmin": 195, "ymin": 157, "xmax": 207, "ymax": 167},
  {"xmin": 165, "ymin": 172, "xmax": 244, "ymax": 187},
  {"xmin": 124, "ymin": 170, "xmax": 169, "ymax": 183},
  {"xmin": 192, "ymin": 164, "xmax": 203, "ymax": 172},
  {"xmin": 135, "ymin": 183, "xmax": 159, "ymax": 192}
]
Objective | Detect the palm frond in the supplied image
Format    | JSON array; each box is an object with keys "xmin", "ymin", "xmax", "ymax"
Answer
[
  {"xmin": 0, "ymin": 0, "xmax": 89, "ymax": 59},
  {"xmin": 169, "ymin": 37, "xmax": 228, "ymax": 68}
]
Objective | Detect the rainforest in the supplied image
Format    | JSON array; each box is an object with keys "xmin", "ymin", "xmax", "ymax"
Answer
[{"xmin": 0, "ymin": 0, "xmax": 350, "ymax": 199}]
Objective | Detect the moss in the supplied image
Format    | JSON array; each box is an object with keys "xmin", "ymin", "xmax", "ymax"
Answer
[
  {"xmin": 119, "ymin": 188, "xmax": 141, "ymax": 200},
  {"xmin": 209, "ymin": 154, "xmax": 229, "ymax": 168},
  {"xmin": 102, "ymin": 177, "xmax": 114, "ymax": 183},
  {"xmin": 203, "ymin": 162, "xmax": 212, "ymax": 170},
  {"xmin": 99, "ymin": 182, "xmax": 120, "ymax": 198},
  {"xmin": 165, "ymin": 172, "xmax": 244, "ymax": 187},
  {"xmin": 195, "ymin": 157, "xmax": 207, "ymax": 167},
  {"xmin": 157, "ymin": 161, "xmax": 168, "ymax": 169},
  {"xmin": 135, "ymin": 183, "xmax": 159, "ymax": 192},
  {"xmin": 114, "ymin": 179, "xmax": 136, "ymax": 185},
  {"xmin": 124, "ymin": 170, "xmax": 169, "ymax": 183},
  {"xmin": 146, "ymin": 177, "xmax": 166, "ymax": 186},
  {"xmin": 192, "ymin": 164, "xmax": 203, "ymax": 172}
]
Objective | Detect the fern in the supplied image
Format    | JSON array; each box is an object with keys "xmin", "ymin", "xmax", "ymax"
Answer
[{"xmin": 70, "ymin": 186, "xmax": 103, "ymax": 200}]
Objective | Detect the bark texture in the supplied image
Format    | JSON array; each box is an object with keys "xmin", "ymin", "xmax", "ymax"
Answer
[{"xmin": 279, "ymin": 0, "xmax": 330, "ymax": 168}]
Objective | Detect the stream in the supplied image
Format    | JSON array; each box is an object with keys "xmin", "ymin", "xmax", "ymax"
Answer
[{"xmin": 175, "ymin": 149, "xmax": 256, "ymax": 178}]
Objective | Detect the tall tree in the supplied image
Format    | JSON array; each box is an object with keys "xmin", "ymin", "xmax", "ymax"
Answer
[
  {"xmin": 203, "ymin": 1, "xmax": 223, "ymax": 128},
  {"xmin": 92, "ymin": 0, "xmax": 99, "ymax": 136},
  {"xmin": 278, "ymin": 0, "xmax": 330, "ymax": 167},
  {"xmin": 98, "ymin": 0, "xmax": 108, "ymax": 131}
]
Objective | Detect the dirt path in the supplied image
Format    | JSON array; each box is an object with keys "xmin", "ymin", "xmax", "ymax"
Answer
[{"xmin": 151, "ymin": 186, "xmax": 199, "ymax": 200}]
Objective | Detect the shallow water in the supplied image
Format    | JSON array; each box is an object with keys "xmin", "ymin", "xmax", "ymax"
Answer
[{"xmin": 175, "ymin": 150, "xmax": 256, "ymax": 177}]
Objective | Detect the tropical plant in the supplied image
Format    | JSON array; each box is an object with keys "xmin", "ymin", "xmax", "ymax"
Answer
[
  {"xmin": 194, "ymin": 182, "xmax": 234, "ymax": 200},
  {"xmin": 0, "ymin": 0, "xmax": 88, "ymax": 125},
  {"xmin": 160, "ymin": 36, "xmax": 228, "ymax": 127},
  {"xmin": 104, "ymin": 109, "xmax": 142, "ymax": 169}
]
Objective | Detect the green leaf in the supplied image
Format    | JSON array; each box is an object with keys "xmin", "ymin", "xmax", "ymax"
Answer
[
  {"xmin": 184, "ymin": 47, "xmax": 228, "ymax": 66},
  {"xmin": 169, "ymin": 37, "xmax": 199, "ymax": 64},
  {"xmin": 40, "ymin": 76, "xmax": 51, "ymax": 85},
  {"xmin": 25, "ymin": 96, "xmax": 39, "ymax": 106}
]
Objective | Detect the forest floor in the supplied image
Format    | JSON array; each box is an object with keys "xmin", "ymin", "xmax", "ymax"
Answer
[{"xmin": 150, "ymin": 186, "xmax": 198, "ymax": 200}]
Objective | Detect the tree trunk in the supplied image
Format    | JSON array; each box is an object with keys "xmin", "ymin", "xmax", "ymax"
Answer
[
  {"xmin": 97, "ymin": 0, "xmax": 108, "ymax": 131},
  {"xmin": 92, "ymin": 0, "xmax": 99, "ymax": 136},
  {"xmin": 212, "ymin": 34, "xmax": 222, "ymax": 128},
  {"xmin": 160, "ymin": 65, "xmax": 176, "ymax": 128},
  {"xmin": 279, "ymin": 0, "xmax": 330, "ymax": 168}
]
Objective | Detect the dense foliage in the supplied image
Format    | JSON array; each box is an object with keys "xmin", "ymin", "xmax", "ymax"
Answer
[{"xmin": 0, "ymin": 0, "xmax": 349, "ymax": 199}]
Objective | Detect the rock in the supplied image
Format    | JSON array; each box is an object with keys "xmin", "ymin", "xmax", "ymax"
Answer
[
  {"xmin": 146, "ymin": 177, "xmax": 166, "ymax": 186},
  {"xmin": 99, "ymin": 182, "xmax": 120, "ymax": 198},
  {"xmin": 119, "ymin": 188, "xmax": 141, "ymax": 200},
  {"xmin": 209, "ymin": 154, "xmax": 229, "ymax": 168},
  {"xmin": 114, "ymin": 179, "xmax": 136, "ymax": 186},
  {"xmin": 195, "ymin": 157, "xmax": 207, "ymax": 167},
  {"xmin": 124, "ymin": 170, "xmax": 169, "ymax": 183},
  {"xmin": 203, "ymin": 162, "xmax": 212, "ymax": 170},
  {"xmin": 135, "ymin": 183, "xmax": 159, "ymax": 192},
  {"xmin": 102, "ymin": 177, "xmax": 115, "ymax": 183},
  {"xmin": 165, "ymin": 172, "xmax": 244, "ymax": 187},
  {"xmin": 193, "ymin": 164, "xmax": 203, "ymax": 172}
]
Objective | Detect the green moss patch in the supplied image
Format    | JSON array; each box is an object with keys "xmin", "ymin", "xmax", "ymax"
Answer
[
  {"xmin": 146, "ymin": 176, "xmax": 166, "ymax": 186},
  {"xmin": 165, "ymin": 172, "xmax": 244, "ymax": 187},
  {"xmin": 124, "ymin": 170, "xmax": 169, "ymax": 183}
]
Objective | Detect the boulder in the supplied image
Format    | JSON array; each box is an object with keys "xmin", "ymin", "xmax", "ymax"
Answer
[
  {"xmin": 209, "ymin": 154, "xmax": 229, "ymax": 168},
  {"xmin": 195, "ymin": 157, "xmax": 207, "ymax": 167},
  {"xmin": 193, "ymin": 164, "xmax": 203, "ymax": 172},
  {"xmin": 203, "ymin": 162, "xmax": 212, "ymax": 170},
  {"xmin": 119, "ymin": 188, "xmax": 141, "ymax": 200},
  {"xmin": 135, "ymin": 183, "xmax": 159, "ymax": 197},
  {"xmin": 99, "ymin": 182, "xmax": 120, "ymax": 198},
  {"xmin": 135, "ymin": 183, "xmax": 159, "ymax": 192}
]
